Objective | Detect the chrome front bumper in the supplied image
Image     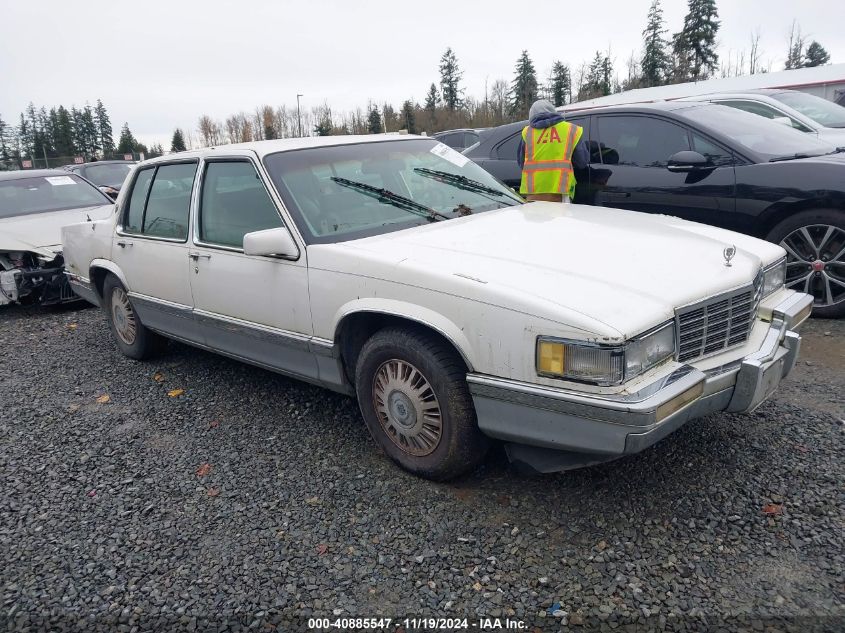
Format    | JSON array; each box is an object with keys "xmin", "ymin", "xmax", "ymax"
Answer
[{"xmin": 466, "ymin": 291, "xmax": 814, "ymax": 473}]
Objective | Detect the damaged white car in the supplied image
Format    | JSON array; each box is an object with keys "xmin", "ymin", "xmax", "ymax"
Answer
[
  {"xmin": 0, "ymin": 170, "xmax": 114, "ymax": 306},
  {"xmin": 62, "ymin": 137, "xmax": 814, "ymax": 480}
]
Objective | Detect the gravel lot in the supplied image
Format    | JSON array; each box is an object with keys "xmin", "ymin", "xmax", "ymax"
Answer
[{"xmin": 1, "ymin": 303, "xmax": 843, "ymax": 632}]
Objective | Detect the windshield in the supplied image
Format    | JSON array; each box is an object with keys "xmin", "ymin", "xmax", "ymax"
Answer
[
  {"xmin": 0, "ymin": 174, "xmax": 110, "ymax": 218},
  {"xmin": 677, "ymin": 104, "xmax": 835, "ymax": 160},
  {"xmin": 263, "ymin": 138, "xmax": 523, "ymax": 244},
  {"xmin": 769, "ymin": 92, "xmax": 845, "ymax": 128},
  {"xmin": 84, "ymin": 163, "xmax": 133, "ymax": 187}
]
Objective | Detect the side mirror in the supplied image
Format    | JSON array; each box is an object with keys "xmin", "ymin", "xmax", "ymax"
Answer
[
  {"xmin": 772, "ymin": 116, "xmax": 794, "ymax": 128},
  {"xmin": 667, "ymin": 150, "xmax": 712, "ymax": 173},
  {"xmin": 243, "ymin": 227, "xmax": 299, "ymax": 259}
]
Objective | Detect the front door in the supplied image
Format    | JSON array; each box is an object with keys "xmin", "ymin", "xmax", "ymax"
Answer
[
  {"xmin": 588, "ymin": 114, "xmax": 738, "ymax": 230},
  {"xmin": 187, "ymin": 157, "xmax": 318, "ymax": 381},
  {"xmin": 112, "ymin": 161, "xmax": 199, "ymax": 342}
]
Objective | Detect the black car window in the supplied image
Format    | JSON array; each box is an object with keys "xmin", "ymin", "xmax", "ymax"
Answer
[
  {"xmin": 496, "ymin": 132, "xmax": 522, "ymax": 160},
  {"xmin": 691, "ymin": 133, "xmax": 735, "ymax": 167},
  {"xmin": 716, "ymin": 100, "xmax": 812, "ymax": 133},
  {"xmin": 596, "ymin": 116, "xmax": 690, "ymax": 167},
  {"xmin": 199, "ymin": 161, "xmax": 282, "ymax": 248},
  {"xmin": 123, "ymin": 163, "xmax": 197, "ymax": 240},
  {"xmin": 438, "ymin": 133, "xmax": 463, "ymax": 149}
]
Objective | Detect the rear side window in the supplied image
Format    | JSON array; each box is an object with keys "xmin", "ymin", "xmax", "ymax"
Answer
[
  {"xmin": 123, "ymin": 162, "xmax": 197, "ymax": 240},
  {"xmin": 199, "ymin": 161, "xmax": 282, "ymax": 248},
  {"xmin": 124, "ymin": 168, "xmax": 153, "ymax": 232},
  {"xmin": 595, "ymin": 116, "xmax": 690, "ymax": 167},
  {"xmin": 496, "ymin": 132, "xmax": 522, "ymax": 160}
]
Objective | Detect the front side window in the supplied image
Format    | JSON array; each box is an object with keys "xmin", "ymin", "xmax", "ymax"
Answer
[
  {"xmin": 691, "ymin": 133, "xmax": 735, "ymax": 167},
  {"xmin": 199, "ymin": 161, "xmax": 282, "ymax": 248},
  {"xmin": 595, "ymin": 116, "xmax": 691, "ymax": 167},
  {"xmin": 0, "ymin": 174, "xmax": 111, "ymax": 218},
  {"xmin": 263, "ymin": 139, "xmax": 523, "ymax": 244},
  {"xmin": 123, "ymin": 162, "xmax": 197, "ymax": 239}
]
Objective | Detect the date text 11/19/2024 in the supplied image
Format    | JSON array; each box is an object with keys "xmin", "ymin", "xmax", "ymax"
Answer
[{"xmin": 307, "ymin": 617, "xmax": 527, "ymax": 630}]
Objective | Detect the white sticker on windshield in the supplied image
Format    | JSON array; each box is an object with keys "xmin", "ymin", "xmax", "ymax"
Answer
[
  {"xmin": 430, "ymin": 142, "xmax": 469, "ymax": 168},
  {"xmin": 45, "ymin": 176, "xmax": 76, "ymax": 186}
]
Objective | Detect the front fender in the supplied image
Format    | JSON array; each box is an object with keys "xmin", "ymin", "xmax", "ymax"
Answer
[{"xmin": 333, "ymin": 298, "xmax": 477, "ymax": 370}]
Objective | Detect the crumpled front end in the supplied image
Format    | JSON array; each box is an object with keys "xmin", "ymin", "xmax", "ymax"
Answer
[{"xmin": 0, "ymin": 251, "xmax": 77, "ymax": 306}]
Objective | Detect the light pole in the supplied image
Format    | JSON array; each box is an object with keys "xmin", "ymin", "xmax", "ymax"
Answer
[{"xmin": 296, "ymin": 94, "xmax": 303, "ymax": 137}]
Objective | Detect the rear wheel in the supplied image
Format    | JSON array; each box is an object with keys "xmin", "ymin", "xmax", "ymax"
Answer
[
  {"xmin": 766, "ymin": 209, "xmax": 845, "ymax": 318},
  {"xmin": 355, "ymin": 327, "xmax": 489, "ymax": 480},
  {"xmin": 102, "ymin": 274, "xmax": 166, "ymax": 359}
]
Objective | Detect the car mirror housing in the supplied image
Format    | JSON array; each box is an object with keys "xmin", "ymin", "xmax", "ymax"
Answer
[
  {"xmin": 242, "ymin": 227, "xmax": 299, "ymax": 259},
  {"xmin": 667, "ymin": 150, "xmax": 712, "ymax": 173}
]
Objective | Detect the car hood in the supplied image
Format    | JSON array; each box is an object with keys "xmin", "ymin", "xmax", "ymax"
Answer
[
  {"xmin": 0, "ymin": 204, "xmax": 114, "ymax": 257},
  {"xmin": 335, "ymin": 203, "xmax": 784, "ymax": 339}
]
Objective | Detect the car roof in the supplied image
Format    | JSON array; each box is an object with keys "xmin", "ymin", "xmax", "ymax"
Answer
[
  {"xmin": 141, "ymin": 134, "xmax": 429, "ymax": 166},
  {"xmin": 561, "ymin": 101, "xmax": 705, "ymax": 115},
  {"xmin": 433, "ymin": 128, "xmax": 480, "ymax": 135},
  {"xmin": 0, "ymin": 169, "xmax": 74, "ymax": 181},
  {"xmin": 72, "ymin": 160, "xmax": 137, "ymax": 167}
]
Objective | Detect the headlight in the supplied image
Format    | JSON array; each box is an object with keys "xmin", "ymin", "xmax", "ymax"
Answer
[
  {"xmin": 536, "ymin": 322, "xmax": 675, "ymax": 386},
  {"xmin": 762, "ymin": 257, "xmax": 786, "ymax": 297}
]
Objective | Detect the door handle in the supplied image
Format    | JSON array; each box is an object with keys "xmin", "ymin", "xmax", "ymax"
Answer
[
  {"xmin": 603, "ymin": 192, "xmax": 631, "ymax": 199},
  {"xmin": 188, "ymin": 253, "xmax": 211, "ymax": 260},
  {"xmin": 116, "ymin": 240, "xmax": 133, "ymax": 248}
]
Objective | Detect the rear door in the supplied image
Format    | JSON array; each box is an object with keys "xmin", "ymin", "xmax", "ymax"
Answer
[
  {"xmin": 588, "ymin": 114, "xmax": 737, "ymax": 226},
  {"xmin": 112, "ymin": 161, "xmax": 199, "ymax": 341}
]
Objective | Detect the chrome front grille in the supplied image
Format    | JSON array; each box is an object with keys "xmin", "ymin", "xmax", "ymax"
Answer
[{"xmin": 676, "ymin": 273, "xmax": 763, "ymax": 363}]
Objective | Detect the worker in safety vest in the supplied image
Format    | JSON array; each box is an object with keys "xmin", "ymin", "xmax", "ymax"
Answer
[{"xmin": 517, "ymin": 99, "xmax": 589, "ymax": 203}]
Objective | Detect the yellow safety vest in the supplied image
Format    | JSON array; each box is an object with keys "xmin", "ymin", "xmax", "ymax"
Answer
[{"xmin": 519, "ymin": 120, "xmax": 583, "ymax": 198}]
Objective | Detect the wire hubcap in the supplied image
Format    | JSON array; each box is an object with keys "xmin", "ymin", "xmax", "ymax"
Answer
[
  {"xmin": 781, "ymin": 224, "xmax": 845, "ymax": 309},
  {"xmin": 372, "ymin": 359, "xmax": 443, "ymax": 457}
]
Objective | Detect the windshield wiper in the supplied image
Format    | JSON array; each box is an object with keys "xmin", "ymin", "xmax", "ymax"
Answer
[
  {"xmin": 413, "ymin": 168, "xmax": 514, "ymax": 200},
  {"xmin": 330, "ymin": 177, "xmax": 449, "ymax": 222},
  {"xmin": 768, "ymin": 153, "xmax": 817, "ymax": 162}
]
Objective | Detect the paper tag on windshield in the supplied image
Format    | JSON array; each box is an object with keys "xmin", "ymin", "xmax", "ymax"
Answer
[
  {"xmin": 45, "ymin": 176, "xmax": 76, "ymax": 186},
  {"xmin": 430, "ymin": 142, "xmax": 469, "ymax": 168}
]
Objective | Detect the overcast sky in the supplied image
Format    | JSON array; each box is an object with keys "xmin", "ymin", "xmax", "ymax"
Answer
[{"xmin": 2, "ymin": 0, "xmax": 843, "ymax": 147}]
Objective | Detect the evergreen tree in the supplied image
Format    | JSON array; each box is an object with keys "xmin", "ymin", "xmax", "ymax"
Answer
[
  {"xmin": 54, "ymin": 106, "xmax": 75, "ymax": 157},
  {"xmin": 170, "ymin": 128, "xmax": 187, "ymax": 152},
  {"xmin": 0, "ymin": 114, "xmax": 10, "ymax": 164},
  {"xmin": 803, "ymin": 41, "xmax": 830, "ymax": 67},
  {"xmin": 641, "ymin": 0, "xmax": 670, "ymax": 87},
  {"xmin": 675, "ymin": 0, "xmax": 720, "ymax": 81},
  {"xmin": 382, "ymin": 104, "xmax": 398, "ymax": 132},
  {"xmin": 549, "ymin": 61, "xmax": 571, "ymax": 107},
  {"xmin": 367, "ymin": 106, "xmax": 382, "ymax": 134},
  {"xmin": 439, "ymin": 48, "xmax": 463, "ymax": 111},
  {"xmin": 117, "ymin": 123, "xmax": 137, "ymax": 154},
  {"xmin": 510, "ymin": 50, "xmax": 539, "ymax": 117},
  {"xmin": 784, "ymin": 21, "xmax": 805, "ymax": 70},
  {"xmin": 424, "ymin": 83, "xmax": 440, "ymax": 115},
  {"xmin": 401, "ymin": 100, "xmax": 417, "ymax": 134},
  {"xmin": 314, "ymin": 117, "xmax": 333, "ymax": 136},
  {"xmin": 18, "ymin": 113, "xmax": 32, "ymax": 158},
  {"xmin": 95, "ymin": 99, "xmax": 114, "ymax": 155}
]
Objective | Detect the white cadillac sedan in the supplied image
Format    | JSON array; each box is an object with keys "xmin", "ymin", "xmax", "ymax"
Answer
[{"xmin": 61, "ymin": 136, "xmax": 814, "ymax": 480}]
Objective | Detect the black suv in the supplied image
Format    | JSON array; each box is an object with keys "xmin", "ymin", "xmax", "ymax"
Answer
[{"xmin": 464, "ymin": 102, "xmax": 845, "ymax": 317}]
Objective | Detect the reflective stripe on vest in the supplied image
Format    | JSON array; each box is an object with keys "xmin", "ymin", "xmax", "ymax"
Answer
[{"xmin": 520, "ymin": 121, "xmax": 582, "ymax": 197}]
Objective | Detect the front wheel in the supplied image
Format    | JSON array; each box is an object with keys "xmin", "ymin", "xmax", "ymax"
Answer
[
  {"xmin": 355, "ymin": 327, "xmax": 489, "ymax": 480},
  {"xmin": 102, "ymin": 274, "xmax": 166, "ymax": 359},
  {"xmin": 766, "ymin": 209, "xmax": 845, "ymax": 318}
]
